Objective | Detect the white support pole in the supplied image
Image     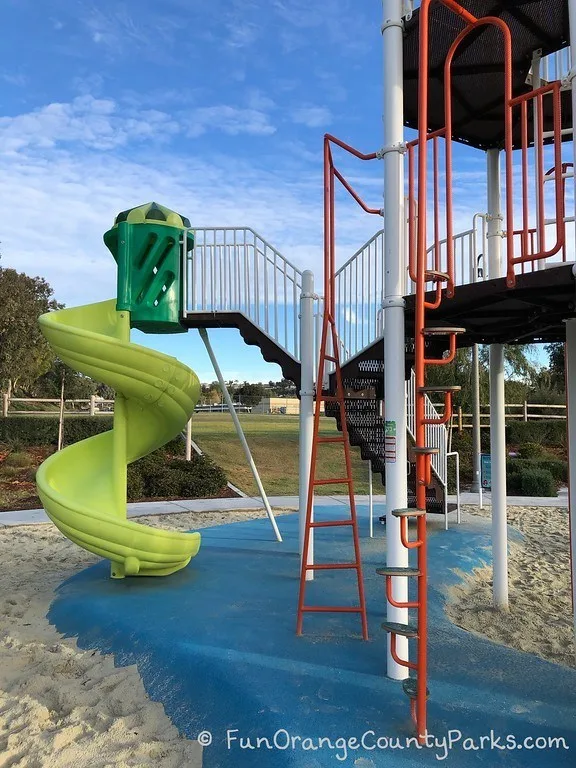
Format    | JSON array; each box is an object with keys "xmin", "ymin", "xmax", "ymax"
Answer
[
  {"xmin": 198, "ymin": 328, "xmax": 282, "ymax": 543},
  {"xmin": 185, "ymin": 418, "xmax": 193, "ymax": 461},
  {"xmin": 368, "ymin": 461, "xmax": 374, "ymax": 539},
  {"xmin": 487, "ymin": 148, "xmax": 509, "ymax": 610},
  {"xmin": 470, "ymin": 344, "xmax": 481, "ymax": 495},
  {"xmin": 566, "ymin": 320, "xmax": 576, "ymax": 658},
  {"xmin": 299, "ymin": 270, "xmax": 315, "ymax": 580},
  {"xmin": 567, "ymin": 0, "xmax": 576, "ymax": 656},
  {"xmin": 382, "ymin": 0, "xmax": 409, "ymax": 680}
]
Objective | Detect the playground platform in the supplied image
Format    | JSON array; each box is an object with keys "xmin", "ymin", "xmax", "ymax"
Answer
[{"xmin": 46, "ymin": 505, "xmax": 575, "ymax": 767}]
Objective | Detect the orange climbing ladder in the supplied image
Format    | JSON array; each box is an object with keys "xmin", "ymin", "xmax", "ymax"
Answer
[
  {"xmin": 296, "ymin": 135, "xmax": 380, "ymax": 641},
  {"xmin": 296, "ymin": 313, "xmax": 368, "ymax": 640}
]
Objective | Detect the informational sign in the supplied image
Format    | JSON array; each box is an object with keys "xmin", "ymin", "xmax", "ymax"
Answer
[
  {"xmin": 480, "ymin": 453, "xmax": 492, "ymax": 490},
  {"xmin": 385, "ymin": 420, "xmax": 396, "ymax": 463}
]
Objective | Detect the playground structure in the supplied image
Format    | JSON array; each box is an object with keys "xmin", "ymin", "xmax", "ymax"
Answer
[{"xmin": 34, "ymin": 0, "xmax": 576, "ymax": 747}]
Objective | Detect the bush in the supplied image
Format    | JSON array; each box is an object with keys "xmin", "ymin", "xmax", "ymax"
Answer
[
  {"xmin": 507, "ymin": 457, "xmax": 567, "ymax": 484},
  {"xmin": 0, "ymin": 416, "xmax": 113, "ymax": 447},
  {"xmin": 126, "ymin": 466, "xmax": 145, "ymax": 501},
  {"xmin": 517, "ymin": 442, "xmax": 545, "ymax": 459},
  {"xmin": 507, "ymin": 420, "xmax": 566, "ymax": 447},
  {"xmin": 128, "ymin": 451, "xmax": 228, "ymax": 500},
  {"xmin": 169, "ymin": 456, "xmax": 228, "ymax": 498},
  {"xmin": 507, "ymin": 465, "xmax": 556, "ymax": 497},
  {"xmin": 3, "ymin": 451, "xmax": 34, "ymax": 468}
]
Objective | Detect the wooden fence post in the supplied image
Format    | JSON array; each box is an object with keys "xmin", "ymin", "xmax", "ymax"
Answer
[
  {"xmin": 2, "ymin": 393, "xmax": 8, "ymax": 418},
  {"xmin": 523, "ymin": 401, "xmax": 528, "ymax": 422},
  {"xmin": 458, "ymin": 406, "xmax": 463, "ymax": 433}
]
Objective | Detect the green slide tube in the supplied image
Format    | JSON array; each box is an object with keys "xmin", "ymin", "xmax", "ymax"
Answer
[{"xmin": 36, "ymin": 298, "xmax": 202, "ymax": 578}]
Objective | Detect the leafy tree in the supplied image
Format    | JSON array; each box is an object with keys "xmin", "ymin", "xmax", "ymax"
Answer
[
  {"xmin": 34, "ymin": 359, "xmax": 98, "ymax": 400},
  {"xmin": 237, "ymin": 381, "xmax": 266, "ymax": 407},
  {"xmin": 545, "ymin": 342, "xmax": 565, "ymax": 393},
  {"xmin": 267, "ymin": 378, "xmax": 297, "ymax": 396},
  {"xmin": 0, "ymin": 268, "xmax": 61, "ymax": 393}
]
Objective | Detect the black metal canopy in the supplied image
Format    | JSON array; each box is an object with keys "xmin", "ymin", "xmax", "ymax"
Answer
[{"xmin": 403, "ymin": 0, "xmax": 571, "ymax": 150}]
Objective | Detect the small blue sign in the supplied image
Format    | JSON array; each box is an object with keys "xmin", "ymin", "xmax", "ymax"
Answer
[{"xmin": 480, "ymin": 454, "xmax": 492, "ymax": 490}]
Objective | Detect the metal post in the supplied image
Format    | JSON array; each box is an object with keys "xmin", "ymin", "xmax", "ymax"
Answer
[
  {"xmin": 566, "ymin": 319, "xmax": 576, "ymax": 660},
  {"xmin": 567, "ymin": 0, "xmax": 576, "ymax": 658},
  {"xmin": 487, "ymin": 148, "xmax": 509, "ymax": 610},
  {"xmin": 198, "ymin": 328, "xmax": 282, "ymax": 542},
  {"xmin": 57, "ymin": 372, "xmax": 65, "ymax": 452},
  {"xmin": 470, "ymin": 344, "xmax": 481, "ymax": 494},
  {"xmin": 532, "ymin": 49, "xmax": 544, "ymax": 270},
  {"xmin": 368, "ymin": 461, "xmax": 374, "ymax": 538},
  {"xmin": 299, "ymin": 270, "xmax": 315, "ymax": 579},
  {"xmin": 185, "ymin": 418, "xmax": 193, "ymax": 461},
  {"xmin": 382, "ymin": 0, "xmax": 409, "ymax": 680}
]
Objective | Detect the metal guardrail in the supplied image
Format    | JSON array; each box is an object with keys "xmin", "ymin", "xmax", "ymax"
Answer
[{"xmin": 184, "ymin": 227, "xmax": 306, "ymax": 362}]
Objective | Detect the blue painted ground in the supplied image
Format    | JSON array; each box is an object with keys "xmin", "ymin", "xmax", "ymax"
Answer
[{"xmin": 49, "ymin": 507, "xmax": 576, "ymax": 767}]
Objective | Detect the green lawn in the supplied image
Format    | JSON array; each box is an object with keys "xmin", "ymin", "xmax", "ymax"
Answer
[{"xmin": 190, "ymin": 414, "xmax": 376, "ymax": 496}]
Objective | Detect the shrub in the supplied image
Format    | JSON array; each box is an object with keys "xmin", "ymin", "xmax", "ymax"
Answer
[
  {"xmin": 507, "ymin": 457, "xmax": 567, "ymax": 484},
  {"xmin": 507, "ymin": 465, "xmax": 556, "ymax": 497},
  {"xmin": 507, "ymin": 420, "xmax": 566, "ymax": 447},
  {"xmin": 519, "ymin": 468, "xmax": 556, "ymax": 497},
  {"xmin": 126, "ymin": 465, "xmax": 145, "ymax": 501},
  {"xmin": 3, "ymin": 451, "xmax": 34, "ymax": 468},
  {"xmin": 518, "ymin": 442, "xmax": 545, "ymax": 459},
  {"xmin": 169, "ymin": 456, "xmax": 228, "ymax": 498},
  {"xmin": 0, "ymin": 416, "xmax": 114, "ymax": 447}
]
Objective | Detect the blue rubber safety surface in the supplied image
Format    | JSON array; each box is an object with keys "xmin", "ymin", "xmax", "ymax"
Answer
[{"xmin": 49, "ymin": 507, "xmax": 576, "ymax": 767}]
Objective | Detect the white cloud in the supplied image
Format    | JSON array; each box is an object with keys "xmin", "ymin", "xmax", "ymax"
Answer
[
  {"xmin": 187, "ymin": 106, "xmax": 275, "ymax": 138},
  {"xmin": 292, "ymin": 106, "xmax": 332, "ymax": 128},
  {"xmin": 0, "ymin": 96, "xmax": 180, "ymax": 154}
]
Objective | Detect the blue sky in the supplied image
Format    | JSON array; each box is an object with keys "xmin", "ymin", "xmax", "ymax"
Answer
[{"xmin": 0, "ymin": 0, "xmax": 558, "ymax": 382}]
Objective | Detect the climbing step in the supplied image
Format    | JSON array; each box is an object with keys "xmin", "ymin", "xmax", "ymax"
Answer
[
  {"xmin": 412, "ymin": 446, "xmax": 440, "ymax": 455},
  {"xmin": 418, "ymin": 385, "xmax": 461, "ymax": 393},
  {"xmin": 392, "ymin": 508, "xmax": 426, "ymax": 518},
  {"xmin": 424, "ymin": 269, "xmax": 450, "ymax": 282},
  {"xmin": 376, "ymin": 566, "xmax": 421, "ymax": 577},
  {"xmin": 402, "ymin": 678, "xmax": 430, "ymax": 700},
  {"xmin": 381, "ymin": 622, "xmax": 418, "ymax": 638},
  {"xmin": 422, "ymin": 326, "xmax": 466, "ymax": 336}
]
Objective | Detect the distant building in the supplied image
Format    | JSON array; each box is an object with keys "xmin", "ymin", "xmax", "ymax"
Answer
[{"xmin": 252, "ymin": 397, "xmax": 300, "ymax": 415}]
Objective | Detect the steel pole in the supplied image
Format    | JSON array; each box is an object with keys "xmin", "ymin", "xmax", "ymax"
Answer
[
  {"xmin": 487, "ymin": 148, "xmax": 509, "ymax": 610},
  {"xmin": 382, "ymin": 0, "xmax": 409, "ymax": 679},
  {"xmin": 299, "ymin": 270, "xmax": 315, "ymax": 580},
  {"xmin": 198, "ymin": 328, "xmax": 282, "ymax": 542},
  {"xmin": 470, "ymin": 344, "xmax": 482, "ymax": 495},
  {"xmin": 567, "ymin": 0, "xmax": 576, "ymax": 659}
]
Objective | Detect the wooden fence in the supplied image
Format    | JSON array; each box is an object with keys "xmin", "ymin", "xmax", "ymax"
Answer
[{"xmin": 439, "ymin": 402, "xmax": 566, "ymax": 432}]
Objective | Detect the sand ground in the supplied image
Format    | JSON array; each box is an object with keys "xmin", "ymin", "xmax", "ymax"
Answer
[
  {"xmin": 446, "ymin": 505, "xmax": 575, "ymax": 668},
  {"xmin": 1, "ymin": 504, "xmax": 573, "ymax": 767},
  {"xmin": 0, "ymin": 508, "xmax": 290, "ymax": 768}
]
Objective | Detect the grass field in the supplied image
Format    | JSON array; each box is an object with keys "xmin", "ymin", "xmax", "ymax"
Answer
[{"xmin": 190, "ymin": 414, "xmax": 376, "ymax": 496}]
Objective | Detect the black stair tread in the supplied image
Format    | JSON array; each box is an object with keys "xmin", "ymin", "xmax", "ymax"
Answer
[
  {"xmin": 422, "ymin": 326, "xmax": 466, "ymax": 335},
  {"xmin": 402, "ymin": 678, "xmax": 430, "ymax": 700},
  {"xmin": 376, "ymin": 566, "xmax": 421, "ymax": 577},
  {"xmin": 392, "ymin": 508, "xmax": 426, "ymax": 518},
  {"xmin": 381, "ymin": 622, "xmax": 418, "ymax": 638},
  {"xmin": 418, "ymin": 385, "xmax": 461, "ymax": 393}
]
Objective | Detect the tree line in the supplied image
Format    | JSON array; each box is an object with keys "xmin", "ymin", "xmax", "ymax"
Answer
[{"xmin": 0, "ymin": 267, "xmax": 299, "ymax": 405}]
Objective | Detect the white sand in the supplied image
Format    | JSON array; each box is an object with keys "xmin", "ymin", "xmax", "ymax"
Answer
[
  {"xmin": 0, "ymin": 508, "xmax": 290, "ymax": 768},
  {"xmin": 446, "ymin": 505, "xmax": 575, "ymax": 668}
]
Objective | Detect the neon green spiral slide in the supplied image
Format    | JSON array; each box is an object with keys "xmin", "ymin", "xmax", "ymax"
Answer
[{"xmin": 36, "ymin": 203, "xmax": 203, "ymax": 578}]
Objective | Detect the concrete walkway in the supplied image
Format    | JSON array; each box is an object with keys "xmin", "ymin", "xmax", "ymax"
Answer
[{"xmin": 0, "ymin": 489, "xmax": 568, "ymax": 527}]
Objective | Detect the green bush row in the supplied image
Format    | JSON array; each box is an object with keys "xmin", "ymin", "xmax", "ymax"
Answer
[
  {"xmin": 506, "ymin": 420, "xmax": 566, "ymax": 446},
  {"xmin": 127, "ymin": 453, "xmax": 228, "ymax": 501},
  {"xmin": 507, "ymin": 466, "xmax": 557, "ymax": 497},
  {"xmin": 507, "ymin": 457, "xmax": 567, "ymax": 484},
  {"xmin": 0, "ymin": 415, "xmax": 114, "ymax": 447}
]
